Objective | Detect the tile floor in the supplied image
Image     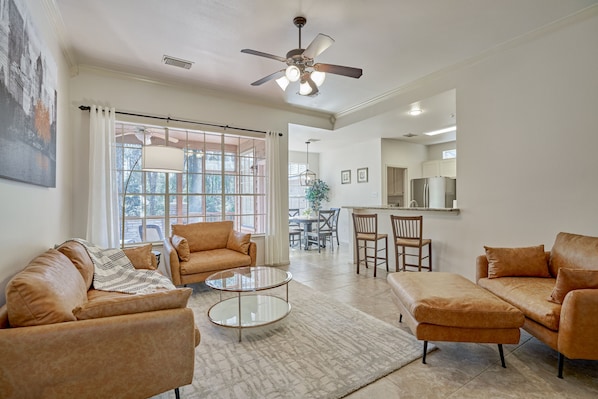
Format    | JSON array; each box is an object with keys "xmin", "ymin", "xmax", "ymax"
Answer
[{"xmin": 283, "ymin": 244, "xmax": 597, "ymax": 399}]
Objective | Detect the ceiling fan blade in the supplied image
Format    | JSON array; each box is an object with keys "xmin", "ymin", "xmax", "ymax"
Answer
[
  {"xmin": 314, "ymin": 63, "xmax": 363, "ymax": 79},
  {"xmin": 251, "ymin": 70, "xmax": 285, "ymax": 86},
  {"xmin": 241, "ymin": 49, "xmax": 287, "ymax": 63},
  {"xmin": 302, "ymin": 34, "xmax": 334, "ymax": 59}
]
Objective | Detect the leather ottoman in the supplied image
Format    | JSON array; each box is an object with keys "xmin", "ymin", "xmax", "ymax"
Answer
[{"xmin": 387, "ymin": 272, "xmax": 525, "ymax": 366}]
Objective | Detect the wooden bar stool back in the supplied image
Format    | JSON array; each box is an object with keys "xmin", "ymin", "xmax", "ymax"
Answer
[
  {"xmin": 390, "ymin": 215, "xmax": 432, "ymax": 271},
  {"xmin": 352, "ymin": 213, "xmax": 388, "ymax": 277}
]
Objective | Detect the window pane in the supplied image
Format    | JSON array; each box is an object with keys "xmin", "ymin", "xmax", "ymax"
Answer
[
  {"xmin": 205, "ymin": 174, "xmax": 221, "ymax": 194},
  {"xmin": 205, "ymin": 151, "xmax": 222, "ymax": 171},
  {"xmin": 206, "ymin": 195, "xmax": 222, "ymax": 214},
  {"xmin": 224, "ymin": 175, "xmax": 237, "ymax": 194},
  {"xmin": 188, "ymin": 195, "xmax": 203, "ymax": 215},
  {"xmin": 146, "ymin": 172, "xmax": 166, "ymax": 194},
  {"xmin": 225, "ymin": 195, "xmax": 236, "ymax": 214},
  {"xmin": 145, "ymin": 195, "xmax": 165, "ymax": 217}
]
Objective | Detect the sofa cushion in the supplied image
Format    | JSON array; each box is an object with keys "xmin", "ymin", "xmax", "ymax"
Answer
[
  {"xmin": 172, "ymin": 234, "xmax": 190, "ymax": 261},
  {"xmin": 180, "ymin": 249, "xmax": 252, "ymax": 275},
  {"xmin": 56, "ymin": 240, "xmax": 95, "ymax": 289},
  {"xmin": 123, "ymin": 244, "xmax": 156, "ymax": 270},
  {"xmin": 227, "ymin": 231, "xmax": 251, "ymax": 254},
  {"xmin": 548, "ymin": 268, "xmax": 598, "ymax": 304},
  {"xmin": 74, "ymin": 288, "xmax": 192, "ymax": 320},
  {"xmin": 549, "ymin": 232, "xmax": 598, "ymax": 277},
  {"xmin": 6, "ymin": 250, "xmax": 88, "ymax": 327},
  {"xmin": 478, "ymin": 277, "xmax": 560, "ymax": 331},
  {"xmin": 172, "ymin": 221, "xmax": 233, "ymax": 252},
  {"xmin": 484, "ymin": 245, "xmax": 550, "ymax": 278}
]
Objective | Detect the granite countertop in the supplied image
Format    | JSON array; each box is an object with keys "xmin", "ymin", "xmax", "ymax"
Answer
[{"xmin": 343, "ymin": 205, "xmax": 460, "ymax": 213}]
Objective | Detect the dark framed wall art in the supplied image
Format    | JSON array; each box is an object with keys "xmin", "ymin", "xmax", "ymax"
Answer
[
  {"xmin": 0, "ymin": 0, "xmax": 58, "ymax": 187},
  {"xmin": 357, "ymin": 167, "xmax": 368, "ymax": 183},
  {"xmin": 341, "ymin": 170, "xmax": 351, "ymax": 184}
]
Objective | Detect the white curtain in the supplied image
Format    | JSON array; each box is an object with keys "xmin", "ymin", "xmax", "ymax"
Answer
[
  {"xmin": 86, "ymin": 105, "xmax": 120, "ymax": 248},
  {"xmin": 264, "ymin": 131, "xmax": 289, "ymax": 265}
]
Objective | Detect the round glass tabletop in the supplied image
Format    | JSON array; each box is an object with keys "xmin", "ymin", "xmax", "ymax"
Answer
[{"xmin": 205, "ymin": 266, "xmax": 292, "ymax": 292}]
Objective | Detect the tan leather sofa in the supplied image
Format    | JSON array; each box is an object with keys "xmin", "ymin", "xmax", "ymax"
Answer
[
  {"xmin": 0, "ymin": 241, "xmax": 200, "ymax": 399},
  {"xmin": 164, "ymin": 221, "xmax": 257, "ymax": 285},
  {"xmin": 477, "ymin": 232, "xmax": 598, "ymax": 378}
]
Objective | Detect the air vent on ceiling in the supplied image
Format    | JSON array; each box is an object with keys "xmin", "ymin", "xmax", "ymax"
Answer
[
  {"xmin": 403, "ymin": 133, "xmax": 418, "ymax": 138},
  {"xmin": 162, "ymin": 55, "xmax": 193, "ymax": 70}
]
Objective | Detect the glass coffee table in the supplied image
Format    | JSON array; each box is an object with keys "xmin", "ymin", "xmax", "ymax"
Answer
[{"xmin": 205, "ymin": 266, "xmax": 292, "ymax": 342}]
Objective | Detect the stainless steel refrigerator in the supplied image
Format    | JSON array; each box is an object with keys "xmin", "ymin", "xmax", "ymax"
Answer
[{"xmin": 410, "ymin": 177, "xmax": 456, "ymax": 208}]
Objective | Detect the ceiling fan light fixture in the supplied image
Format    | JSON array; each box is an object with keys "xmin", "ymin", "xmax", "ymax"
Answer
[
  {"xmin": 299, "ymin": 74, "xmax": 319, "ymax": 96},
  {"xmin": 285, "ymin": 65, "xmax": 301, "ymax": 82},
  {"xmin": 310, "ymin": 70, "xmax": 326, "ymax": 87},
  {"xmin": 275, "ymin": 76, "xmax": 290, "ymax": 91}
]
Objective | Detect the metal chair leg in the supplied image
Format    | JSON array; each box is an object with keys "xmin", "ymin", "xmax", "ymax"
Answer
[
  {"xmin": 175, "ymin": 387, "xmax": 181, "ymax": 399},
  {"xmin": 422, "ymin": 341, "xmax": 428, "ymax": 364}
]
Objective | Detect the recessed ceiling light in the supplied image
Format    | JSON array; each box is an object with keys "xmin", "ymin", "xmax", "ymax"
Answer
[
  {"xmin": 408, "ymin": 108, "xmax": 423, "ymax": 116},
  {"xmin": 423, "ymin": 126, "xmax": 457, "ymax": 136}
]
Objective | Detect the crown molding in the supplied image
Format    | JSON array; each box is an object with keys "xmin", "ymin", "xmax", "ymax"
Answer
[{"xmin": 41, "ymin": 0, "xmax": 79, "ymax": 77}]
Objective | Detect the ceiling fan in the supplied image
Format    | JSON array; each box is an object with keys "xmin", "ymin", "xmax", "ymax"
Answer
[
  {"xmin": 115, "ymin": 127, "xmax": 179, "ymax": 145},
  {"xmin": 241, "ymin": 16, "xmax": 363, "ymax": 96}
]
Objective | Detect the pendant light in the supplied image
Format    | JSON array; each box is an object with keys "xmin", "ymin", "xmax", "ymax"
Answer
[{"xmin": 299, "ymin": 141, "xmax": 317, "ymax": 186}]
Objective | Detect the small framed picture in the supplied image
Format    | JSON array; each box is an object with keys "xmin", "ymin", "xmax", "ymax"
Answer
[
  {"xmin": 357, "ymin": 167, "xmax": 368, "ymax": 183},
  {"xmin": 341, "ymin": 170, "xmax": 351, "ymax": 184}
]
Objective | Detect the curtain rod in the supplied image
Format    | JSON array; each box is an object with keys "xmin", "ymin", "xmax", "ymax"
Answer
[{"xmin": 78, "ymin": 105, "xmax": 281, "ymax": 135}]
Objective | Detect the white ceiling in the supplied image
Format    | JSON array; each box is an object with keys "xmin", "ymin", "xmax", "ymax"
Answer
[{"xmin": 53, "ymin": 0, "xmax": 597, "ymax": 151}]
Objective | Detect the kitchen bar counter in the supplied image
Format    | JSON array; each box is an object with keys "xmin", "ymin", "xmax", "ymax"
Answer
[
  {"xmin": 343, "ymin": 205, "xmax": 460, "ymax": 214},
  {"xmin": 342, "ymin": 205, "xmax": 461, "ymax": 272}
]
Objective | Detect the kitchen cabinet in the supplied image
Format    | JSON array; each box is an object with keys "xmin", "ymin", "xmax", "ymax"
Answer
[
  {"xmin": 387, "ymin": 167, "xmax": 404, "ymax": 196},
  {"xmin": 422, "ymin": 159, "xmax": 456, "ymax": 178}
]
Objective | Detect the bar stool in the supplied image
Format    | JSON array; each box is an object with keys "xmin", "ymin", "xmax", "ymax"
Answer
[
  {"xmin": 390, "ymin": 215, "xmax": 432, "ymax": 272},
  {"xmin": 352, "ymin": 213, "xmax": 388, "ymax": 277}
]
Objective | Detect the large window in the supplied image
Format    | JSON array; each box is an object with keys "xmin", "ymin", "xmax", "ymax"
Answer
[
  {"xmin": 116, "ymin": 122, "xmax": 266, "ymax": 245},
  {"xmin": 288, "ymin": 162, "xmax": 308, "ymax": 210}
]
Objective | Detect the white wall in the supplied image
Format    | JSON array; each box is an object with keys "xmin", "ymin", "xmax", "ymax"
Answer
[
  {"xmin": 318, "ymin": 138, "xmax": 381, "ymax": 244},
  {"xmin": 0, "ymin": 1, "xmax": 73, "ymax": 304}
]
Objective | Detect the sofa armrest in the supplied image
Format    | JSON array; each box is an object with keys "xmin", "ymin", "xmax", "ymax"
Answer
[
  {"xmin": 249, "ymin": 241, "xmax": 257, "ymax": 266},
  {"xmin": 558, "ymin": 289, "xmax": 598, "ymax": 360},
  {"xmin": 164, "ymin": 237, "xmax": 182, "ymax": 285},
  {"xmin": 0, "ymin": 308, "xmax": 197, "ymax": 399},
  {"xmin": 475, "ymin": 255, "xmax": 489, "ymax": 282}
]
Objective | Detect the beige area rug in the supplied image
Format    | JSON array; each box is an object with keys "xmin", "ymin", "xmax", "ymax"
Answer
[{"xmin": 173, "ymin": 280, "xmax": 430, "ymax": 399}]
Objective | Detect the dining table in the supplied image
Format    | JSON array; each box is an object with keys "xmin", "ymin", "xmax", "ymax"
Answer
[{"xmin": 289, "ymin": 215, "xmax": 319, "ymax": 250}]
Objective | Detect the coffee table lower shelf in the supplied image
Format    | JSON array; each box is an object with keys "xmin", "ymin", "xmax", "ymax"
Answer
[{"xmin": 207, "ymin": 294, "xmax": 292, "ymax": 341}]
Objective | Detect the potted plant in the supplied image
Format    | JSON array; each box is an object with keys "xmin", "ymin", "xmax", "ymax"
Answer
[{"xmin": 305, "ymin": 179, "xmax": 330, "ymax": 212}]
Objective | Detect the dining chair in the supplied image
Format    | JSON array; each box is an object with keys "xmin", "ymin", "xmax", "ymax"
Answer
[
  {"xmin": 138, "ymin": 224, "xmax": 163, "ymax": 242},
  {"xmin": 352, "ymin": 213, "xmax": 388, "ymax": 277},
  {"xmin": 330, "ymin": 207, "xmax": 341, "ymax": 246},
  {"xmin": 288, "ymin": 208, "xmax": 302, "ymax": 247},
  {"xmin": 390, "ymin": 215, "xmax": 432, "ymax": 272},
  {"xmin": 306, "ymin": 210, "xmax": 335, "ymax": 253}
]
